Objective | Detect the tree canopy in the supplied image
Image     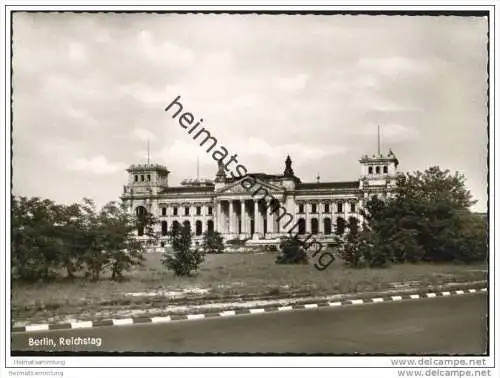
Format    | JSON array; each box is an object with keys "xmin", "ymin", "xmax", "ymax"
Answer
[
  {"xmin": 356, "ymin": 166, "xmax": 487, "ymax": 267},
  {"xmin": 11, "ymin": 196, "xmax": 158, "ymax": 282}
]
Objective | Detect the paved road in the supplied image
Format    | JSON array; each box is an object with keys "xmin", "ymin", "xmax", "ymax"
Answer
[{"xmin": 11, "ymin": 293, "xmax": 487, "ymax": 354}]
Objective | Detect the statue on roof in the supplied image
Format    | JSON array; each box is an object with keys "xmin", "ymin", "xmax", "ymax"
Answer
[
  {"xmin": 284, "ymin": 155, "xmax": 294, "ymax": 177},
  {"xmin": 215, "ymin": 159, "xmax": 227, "ymax": 182}
]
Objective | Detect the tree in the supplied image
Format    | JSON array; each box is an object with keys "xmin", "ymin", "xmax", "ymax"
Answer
[
  {"xmin": 341, "ymin": 217, "xmax": 363, "ymax": 267},
  {"xmin": 335, "ymin": 217, "xmax": 346, "ymax": 236},
  {"xmin": 12, "ymin": 195, "xmax": 159, "ymax": 282},
  {"xmin": 201, "ymin": 230, "xmax": 225, "ymax": 254},
  {"xmin": 99, "ymin": 201, "xmax": 156, "ymax": 281},
  {"xmin": 162, "ymin": 223, "xmax": 204, "ymax": 276},
  {"xmin": 451, "ymin": 211, "xmax": 487, "ymax": 263},
  {"xmin": 360, "ymin": 166, "xmax": 485, "ymax": 265},
  {"xmin": 11, "ymin": 196, "xmax": 68, "ymax": 281},
  {"xmin": 275, "ymin": 236, "xmax": 308, "ymax": 264}
]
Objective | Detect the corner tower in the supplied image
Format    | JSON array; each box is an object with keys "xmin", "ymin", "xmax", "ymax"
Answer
[
  {"xmin": 359, "ymin": 127, "xmax": 400, "ymax": 196},
  {"xmin": 121, "ymin": 163, "xmax": 170, "ymax": 212}
]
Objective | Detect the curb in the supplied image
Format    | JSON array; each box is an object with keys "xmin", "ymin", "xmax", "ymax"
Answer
[{"xmin": 12, "ymin": 287, "xmax": 487, "ymax": 334}]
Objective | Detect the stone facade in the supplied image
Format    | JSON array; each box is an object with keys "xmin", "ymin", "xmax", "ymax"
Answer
[{"xmin": 120, "ymin": 152, "xmax": 400, "ymax": 245}]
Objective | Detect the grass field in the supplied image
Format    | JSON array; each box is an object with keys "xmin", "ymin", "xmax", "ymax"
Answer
[{"xmin": 11, "ymin": 251, "xmax": 487, "ymax": 323}]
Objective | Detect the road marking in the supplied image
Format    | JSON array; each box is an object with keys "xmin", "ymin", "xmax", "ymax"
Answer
[
  {"xmin": 249, "ymin": 308, "xmax": 265, "ymax": 314},
  {"xmin": 15, "ymin": 286, "xmax": 488, "ymax": 333},
  {"xmin": 328, "ymin": 301, "xmax": 342, "ymax": 307},
  {"xmin": 71, "ymin": 321, "xmax": 93, "ymax": 329},
  {"xmin": 304, "ymin": 303, "xmax": 318, "ymax": 309},
  {"xmin": 220, "ymin": 310, "xmax": 236, "ymax": 316},
  {"xmin": 25, "ymin": 324, "xmax": 49, "ymax": 332},
  {"xmin": 112, "ymin": 318, "xmax": 133, "ymax": 326},
  {"xmin": 151, "ymin": 316, "xmax": 171, "ymax": 323}
]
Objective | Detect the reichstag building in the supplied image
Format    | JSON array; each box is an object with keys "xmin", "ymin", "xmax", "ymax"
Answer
[{"xmin": 121, "ymin": 152, "xmax": 400, "ymax": 245}]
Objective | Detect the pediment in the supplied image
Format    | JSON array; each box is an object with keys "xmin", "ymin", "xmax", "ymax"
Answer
[{"xmin": 216, "ymin": 175, "xmax": 284, "ymax": 195}]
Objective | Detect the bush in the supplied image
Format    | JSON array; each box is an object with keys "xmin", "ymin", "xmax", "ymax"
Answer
[
  {"xmin": 162, "ymin": 224, "xmax": 204, "ymax": 276},
  {"xmin": 226, "ymin": 238, "xmax": 249, "ymax": 246},
  {"xmin": 275, "ymin": 237, "xmax": 308, "ymax": 264},
  {"xmin": 359, "ymin": 232, "xmax": 392, "ymax": 268},
  {"xmin": 202, "ymin": 230, "xmax": 225, "ymax": 254}
]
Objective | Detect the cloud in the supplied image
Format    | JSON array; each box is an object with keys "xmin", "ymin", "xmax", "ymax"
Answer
[
  {"xmin": 355, "ymin": 57, "xmax": 436, "ymax": 77},
  {"xmin": 138, "ymin": 30, "xmax": 195, "ymax": 67},
  {"xmin": 131, "ymin": 128, "xmax": 156, "ymax": 141},
  {"xmin": 68, "ymin": 155, "xmax": 127, "ymax": 174},
  {"xmin": 68, "ymin": 41, "xmax": 87, "ymax": 62},
  {"xmin": 11, "ymin": 14, "xmax": 488, "ymax": 212},
  {"xmin": 238, "ymin": 137, "xmax": 347, "ymax": 161},
  {"xmin": 355, "ymin": 124, "xmax": 419, "ymax": 142},
  {"xmin": 275, "ymin": 73, "xmax": 308, "ymax": 91}
]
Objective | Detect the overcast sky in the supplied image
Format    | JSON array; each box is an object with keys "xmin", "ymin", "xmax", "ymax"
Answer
[{"xmin": 12, "ymin": 13, "xmax": 488, "ymax": 211}]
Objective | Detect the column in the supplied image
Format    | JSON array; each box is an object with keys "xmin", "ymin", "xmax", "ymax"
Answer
[
  {"xmin": 319, "ymin": 202, "xmax": 324, "ymax": 235},
  {"xmin": 216, "ymin": 201, "xmax": 222, "ymax": 232},
  {"xmin": 228, "ymin": 200, "xmax": 234, "ymax": 234},
  {"xmin": 254, "ymin": 199, "xmax": 260, "ymax": 235},
  {"xmin": 305, "ymin": 202, "xmax": 311, "ymax": 233},
  {"xmin": 202, "ymin": 204, "xmax": 206, "ymax": 234},
  {"xmin": 266, "ymin": 200, "xmax": 273, "ymax": 236},
  {"xmin": 241, "ymin": 200, "xmax": 246, "ymax": 234},
  {"xmin": 274, "ymin": 200, "xmax": 279, "ymax": 234}
]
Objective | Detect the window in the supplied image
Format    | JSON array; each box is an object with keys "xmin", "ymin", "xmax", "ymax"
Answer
[
  {"xmin": 337, "ymin": 202, "xmax": 343, "ymax": 213},
  {"xmin": 196, "ymin": 206, "xmax": 201, "ymax": 216},
  {"xmin": 324, "ymin": 203, "xmax": 330, "ymax": 213},
  {"xmin": 172, "ymin": 220, "xmax": 179, "ymax": 232},
  {"xmin": 298, "ymin": 204, "xmax": 304, "ymax": 213},
  {"xmin": 324, "ymin": 218, "xmax": 332, "ymax": 235},
  {"xmin": 161, "ymin": 221, "xmax": 168, "ymax": 236},
  {"xmin": 184, "ymin": 206, "xmax": 190, "ymax": 216},
  {"xmin": 298, "ymin": 218, "xmax": 306, "ymax": 234},
  {"xmin": 147, "ymin": 174, "xmax": 151, "ymax": 181},
  {"xmin": 173, "ymin": 207, "xmax": 178, "ymax": 216},
  {"xmin": 134, "ymin": 175, "xmax": 138, "ymax": 182},
  {"xmin": 208, "ymin": 206, "xmax": 213, "ymax": 215},
  {"xmin": 195, "ymin": 220, "xmax": 203, "ymax": 236},
  {"xmin": 160, "ymin": 242, "xmax": 165, "ymax": 247},
  {"xmin": 161, "ymin": 207, "xmax": 167, "ymax": 216},
  {"xmin": 311, "ymin": 218, "xmax": 319, "ymax": 234},
  {"xmin": 311, "ymin": 204, "xmax": 317, "ymax": 213},
  {"xmin": 350, "ymin": 203, "xmax": 356, "ymax": 213},
  {"xmin": 140, "ymin": 175, "xmax": 144, "ymax": 182},
  {"xmin": 336, "ymin": 217, "xmax": 346, "ymax": 235},
  {"xmin": 368, "ymin": 166, "xmax": 373, "ymax": 174},
  {"xmin": 375, "ymin": 166, "xmax": 380, "ymax": 174},
  {"xmin": 383, "ymin": 165, "xmax": 388, "ymax": 174}
]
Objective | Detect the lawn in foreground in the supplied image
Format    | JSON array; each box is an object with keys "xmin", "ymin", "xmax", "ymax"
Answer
[{"xmin": 11, "ymin": 251, "xmax": 487, "ymax": 323}]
